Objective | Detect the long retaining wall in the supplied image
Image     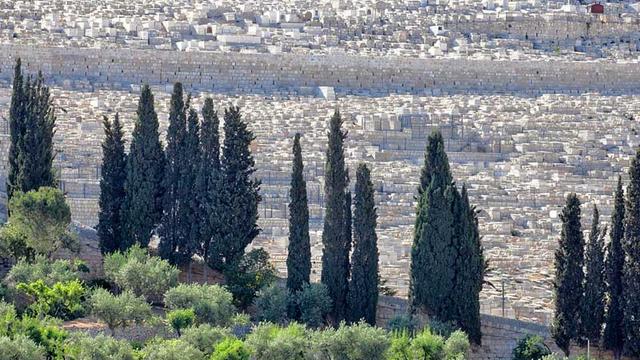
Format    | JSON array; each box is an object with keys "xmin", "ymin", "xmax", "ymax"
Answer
[{"xmin": 0, "ymin": 44, "xmax": 639, "ymax": 96}]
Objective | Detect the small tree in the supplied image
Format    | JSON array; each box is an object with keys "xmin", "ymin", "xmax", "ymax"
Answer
[
  {"xmin": 245, "ymin": 323, "xmax": 309, "ymax": 360},
  {"xmin": 253, "ymin": 284, "xmax": 289, "ymax": 324},
  {"xmin": 0, "ymin": 335, "xmax": 46, "ymax": 360},
  {"xmin": 223, "ymin": 248, "xmax": 276, "ymax": 309},
  {"xmin": 89, "ymin": 289, "xmax": 152, "ymax": 335},
  {"xmin": 211, "ymin": 338, "xmax": 251, "ymax": 360},
  {"xmin": 297, "ymin": 283, "xmax": 332, "ymax": 328},
  {"xmin": 141, "ymin": 339, "xmax": 204, "ymax": 360},
  {"xmin": 181, "ymin": 324, "xmax": 231, "ymax": 356},
  {"xmin": 512, "ymin": 335, "xmax": 551, "ymax": 360},
  {"xmin": 164, "ymin": 283, "xmax": 235, "ymax": 326},
  {"xmin": 167, "ymin": 308, "xmax": 195, "ymax": 337}
]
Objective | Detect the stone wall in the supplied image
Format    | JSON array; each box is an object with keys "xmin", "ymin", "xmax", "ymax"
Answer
[{"xmin": 0, "ymin": 44, "xmax": 639, "ymax": 96}]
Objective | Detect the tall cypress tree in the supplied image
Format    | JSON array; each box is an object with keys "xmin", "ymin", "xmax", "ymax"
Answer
[
  {"xmin": 184, "ymin": 108, "xmax": 201, "ymax": 264},
  {"xmin": 7, "ymin": 59, "xmax": 25, "ymax": 202},
  {"xmin": 120, "ymin": 85, "xmax": 165, "ymax": 249},
  {"xmin": 454, "ymin": 184, "xmax": 485, "ymax": 344},
  {"xmin": 321, "ymin": 110, "xmax": 350, "ymax": 323},
  {"xmin": 158, "ymin": 83, "xmax": 189, "ymax": 264},
  {"xmin": 196, "ymin": 98, "xmax": 221, "ymax": 265},
  {"xmin": 603, "ymin": 176, "xmax": 625, "ymax": 359},
  {"xmin": 581, "ymin": 204, "xmax": 606, "ymax": 344},
  {"xmin": 410, "ymin": 131, "xmax": 456, "ymax": 321},
  {"xmin": 97, "ymin": 114, "xmax": 127, "ymax": 254},
  {"xmin": 347, "ymin": 163, "xmax": 379, "ymax": 325},
  {"xmin": 624, "ymin": 149, "xmax": 640, "ymax": 357},
  {"xmin": 552, "ymin": 193, "xmax": 585, "ymax": 356},
  {"xmin": 209, "ymin": 106, "xmax": 261, "ymax": 268},
  {"xmin": 286, "ymin": 133, "xmax": 311, "ymax": 294}
]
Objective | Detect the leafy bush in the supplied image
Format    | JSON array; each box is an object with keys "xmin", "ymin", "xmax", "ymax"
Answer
[
  {"xmin": 14, "ymin": 316, "xmax": 67, "ymax": 358},
  {"xmin": 167, "ymin": 308, "xmax": 195, "ymax": 336},
  {"xmin": 89, "ymin": 289, "xmax": 152, "ymax": 334},
  {"xmin": 141, "ymin": 339, "xmax": 204, "ymax": 360},
  {"xmin": 17, "ymin": 280, "xmax": 86, "ymax": 320},
  {"xmin": 512, "ymin": 335, "xmax": 551, "ymax": 360},
  {"xmin": 104, "ymin": 246, "xmax": 179, "ymax": 303},
  {"xmin": 386, "ymin": 331, "xmax": 413, "ymax": 360},
  {"xmin": 253, "ymin": 284, "xmax": 289, "ymax": 324},
  {"xmin": 211, "ymin": 338, "xmax": 251, "ymax": 360},
  {"xmin": 0, "ymin": 334, "xmax": 45, "ymax": 360},
  {"xmin": 428, "ymin": 318, "xmax": 459, "ymax": 338},
  {"xmin": 4, "ymin": 256, "xmax": 85, "ymax": 287},
  {"xmin": 296, "ymin": 283, "xmax": 331, "ymax": 328},
  {"xmin": 387, "ymin": 313, "xmax": 417, "ymax": 333},
  {"xmin": 311, "ymin": 321, "xmax": 390, "ymax": 360},
  {"xmin": 444, "ymin": 330, "xmax": 470, "ymax": 360},
  {"xmin": 245, "ymin": 322, "xmax": 309, "ymax": 360},
  {"xmin": 411, "ymin": 328, "xmax": 445, "ymax": 360},
  {"xmin": 164, "ymin": 284, "xmax": 235, "ymax": 326},
  {"xmin": 223, "ymin": 248, "xmax": 276, "ymax": 309},
  {"xmin": 181, "ymin": 324, "xmax": 231, "ymax": 356},
  {"xmin": 63, "ymin": 333, "xmax": 134, "ymax": 360},
  {"xmin": 0, "ymin": 301, "xmax": 17, "ymax": 336}
]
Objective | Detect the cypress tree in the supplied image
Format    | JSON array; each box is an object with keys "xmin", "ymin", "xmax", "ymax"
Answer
[
  {"xmin": 321, "ymin": 110, "xmax": 350, "ymax": 323},
  {"xmin": 210, "ymin": 106, "xmax": 261, "ymax": 268},
  {"xmin": 603, "ymin": 176, "xmax": 625, "ymax": 359},
  {"xmin": 624, "ymin": 149, "xmax": 640, "ymax": 357},
  {"xmin": 97, "ymin": 114, "xmax": 127, "ymax": 254},
  {"xmin": 7, "ymin": 58, "xmax": 25, "ymax": 202},
  {"xmin": 158, "ymin": 83, "xmax": 189, "ymax": 264},
  {"xmin": 454, "ymin": 184, "xmax": 485, "ymax": 344},
  {"xmin": 120, "ymin": 85, "xmax": 165, "ymax": 249},
  {"xmin": 410, "ymin": 131, "xmax": 456, "ymax": 322},
  {"xmin": 184, "ymin": 108, "xmax": 201, "ymax": 264},
  {"xmin": 552, "ymin": 193, "xmax": 585, "ymax": 356},
  {"xmin": 286, "ymin": 133, "xmax": 311, "ymax": 294},
  {"xmin": 347, "ymin": 163, "xmax": 379, "ymax": 325},
  {"xmin": 196, "ymin": 98, "xmax": 221, "ymax": 265},
  {"xmin": 581, "ymin": 204, "xmax": 606, "ymax": 344}
]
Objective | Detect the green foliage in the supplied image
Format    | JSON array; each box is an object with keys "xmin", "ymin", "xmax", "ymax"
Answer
[
  {"xmin": 167, "ymin": 308, "xmax": 195, "ymax": 336},
  {"xmin": 63, "ymin": 333, "xmax": 134, "ymax": 360},
  {"xmin": 429, "ymin": 318, "xmax": 459, "ymax": 338},
  {"xmin": 581, "ymin": 205, "xmax": 606, "ymax": 343},
  {"xmin": 311, "ymin": 321, "xmax": 390, "ymax": 360},
  {"xmin": 386, "ymin": 331, "xmax": 414, "ymax": 360},
  {"xmin": 287, "ymin": 133, "xmax": 311, "ymax": 300},
  {"xmin": 552, "ymin": 193, "xmax": 584, "ymax": 355},
  {"xmin": 181, "ymin": 324, "xmax": 231, "ymax": 356},
  {"xmin": 208, "ymin": 106, "xmax": 261, "ymax": 269},
  {"xmin": 164, "ymin": 283, "xmax": 235, "ymax": 326},
  {"xmin": 411, "ymin": 328, "xmax": 445, "ymax": 360},
  {"xmin": 0, "ymin": 334, "xmax": 45, "ymax": 360},
  {"xmin": 97, "ymin": 114, "xmax": 127, "ymax": 254},
  {"xmin": 141, "ymin": 339, "xmax": 204, "ymax": 360},
  {"xmin": 17, "ymin": 279, "xmax": 86, "ymax": 320},
  {"xmin": 211, "ymin": 338, "xmax": 251, "ymax": 360},
  {"xmin": 624, "ymin": 148, "xmax": 640, "ymax": 356},
  {"xmin": 103, "ymin": 245, "xmax": 179, "ymax": 302},
  {"xmin": 253, "ymin": 284, "xmax": 289, "ymax": 324},
  {"xmin": 296, "ymin": 282, "xmax": 332, "ymax": 328},
  {"xmin": 90, "ymin": 288, "xmax": 152, "ymax": 334},
  {"xmin": 4, "ymin": 256, "xmax": 84, "ymax": 287},
  {"xmin": 223, "ymin": 248, "xmax": 276, "ymax": 309},
  {"xmin": 245, "ymin": 322, "xmax": 309, "ymax": 360},
  {"xmin": 387, "ymin": 313, "xmax": 417, "ymax": 333},
  {"xmin": 321, "ymin": 110, "xmax": 350, "ymax": 323},
  {"xmin": 0, "ymin": 301, "xmax": 17, "ymax": 336},
  {"xmin": 512, "ymin": 335, "xmax": 552, "ymax": 360},
  {"xmin": 444, "ymin": 330, "xmax": 470, "ymax": 360},
  {"xmin": 347, "ymin": 164, "xmax": 379, "ymax": 325},
  {"xmin": 0, "ymin": 223, "xmax": 33, "ymax": 261},
  {"xmin": 6, "ymin": 187, "xmax": 74, "ymax": 257},
  {"xmin": 14, "ymin": 316, "xmax": 67, "ymax": 358},
  {"xmin": 120, "ymin": 84, "xmax": 165, "ymax": 249}
]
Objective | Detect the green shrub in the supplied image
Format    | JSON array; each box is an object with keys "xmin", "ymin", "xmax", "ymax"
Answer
[
  {"xmin": 90, "ymin": 288, "xmax": 152, "ymax": 335},
  {"xmin": 223, "ymin": 248, "xmax": 276, "ymax": 309},
  {"xmin": 0, "ymin": 301, "xmax": 17, "ymax": 336},
  {"xmin": 14, "ymin": 316, "xmax": 67, "ymax": 358},
  {"xmin": 4, "ymin": 256, "xmax": 85, "ymax": 287},
  {"xmin": 387, "ymin": 313, "xmax": 417, "ymax": 333},
  {"xmin": 512, "ymin": 335, "xmax": 552, "ymax": 360},
  {"xmin": 412, "ymin": 328, "xmax": 445, "ymax": 360},
  {"xmin": 211, "ymin": 338, "xmax": 251, "ymax": 360},
  {"xmin": 297, "ymin": 283, "xmax": 331, "ymax": 328},
  {"xmin": 17, "ymin": 280, "xmax": 86, "ymax": 320},
  {"xmin": 182, "ymin": 324, "xmax": 232, "ymax": 356},
  {"xmin": 63, "ymin": 333, "xmax": 134, "ymax": 360},
  {"xmin": 104, "ymin": 246, "xmax": 179, "ymax": 303},
  {"xmin": 444, "ymin": 330, "xmax": 470, "ymax": 360},
  {"xmin": 386, "ymin": 331, "xmax": 413, "ymax": 360},
  {"xmin": 311, "ymin": 321, "xmax": 390, "ymax": 360},
  {"xmin": 0, "ymin": 334, "xmax": 45, "ymax": 360},
  {"xmin": 253, "ymin": 284, "xmax": 289, "ymax": 324},
  {"xmin": 164, "ymin": 284, "xmax": 235, "ymax": 326},
  {"xmin": 141, "ymin": 339, "xmax": 204, "ymax": 360},
  {"xmin": 428, "ymin": 318, "xmax": 458, "ymax": 338},
  {"xmin": 245, "ymin": 322, "xmax": 309, "ymax": 360},
  {"xmin": 167, "ymin": 308, "xmax": 195, "ymax": 336}
]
